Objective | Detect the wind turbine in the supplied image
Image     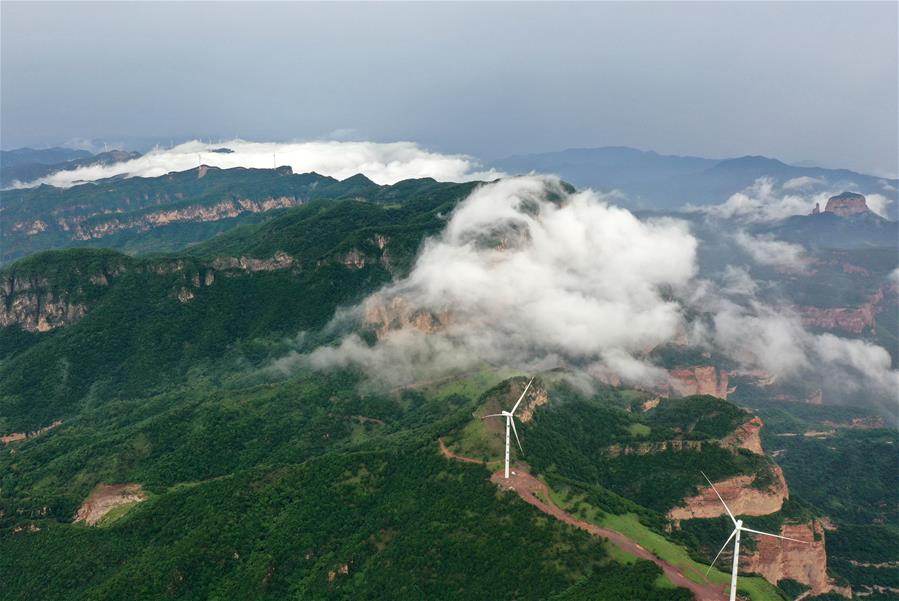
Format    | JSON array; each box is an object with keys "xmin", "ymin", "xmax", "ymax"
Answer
[
  {"xmin": 701, "ymin": 472, "xmax": 807, "ymax": 601},
  {"xmin": 482, "ymin": 378, "xmax": 533, "ymax": 479}
]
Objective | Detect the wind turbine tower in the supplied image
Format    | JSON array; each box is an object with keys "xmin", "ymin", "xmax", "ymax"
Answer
[
  {"xmin": 482, "ymin": 378, "xmax": 534, "ymax": 479},
  {"xmin": 701, "ymin": 472, "xmax": 807, "ymax": 601}
]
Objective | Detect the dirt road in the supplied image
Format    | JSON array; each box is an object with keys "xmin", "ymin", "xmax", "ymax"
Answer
[{"xmin": 438, "ymin": 439, "xmax": 727, "ymax": 601}]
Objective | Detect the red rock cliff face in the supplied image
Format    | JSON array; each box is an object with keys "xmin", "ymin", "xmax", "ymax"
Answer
[
  {"xmin": 823, "ymin": 192, "xmax": 869, "ymax": 216},
  {"xmin": 794, "ymin": 287, "xmax": 885, "ymax": 334},
  {"xmin": 720, "ymin": 416, "xmax": 765, "ymax": 455},
  {"xmin": 668, "ymin": 466, "xmax": 789, "ymax": 521},
  {"xmin": 741, "ymin": 521, "xmax": 849, "ymax": 597},
  {"xmin": 668, "ymin": 366, "xmax": 730, "ymax": 400},
  {"xmin": 669, "ymin": 415, "xmax": 788, "ymax": 521}
]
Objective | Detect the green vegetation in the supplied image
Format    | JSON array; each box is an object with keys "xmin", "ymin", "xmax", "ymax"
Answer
[
  {"xmin": 2, "ymin": 170, "xmax": 894, "ymax": 600},
  {"xmin": 521, "ymin": 393, "xmax": 771, "ymax": 512},
  {"xmin": 1, "ymin": 368, "xmax": 693, "ymax": 600},
  {"xmin": 541, "ymin": 479, "xmax": 785, "ymax": 601}
]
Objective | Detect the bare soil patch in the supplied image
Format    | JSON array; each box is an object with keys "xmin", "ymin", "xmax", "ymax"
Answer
[{"xmin": 74, "ymin": 483, "xmax": 147, "ymax": 525}]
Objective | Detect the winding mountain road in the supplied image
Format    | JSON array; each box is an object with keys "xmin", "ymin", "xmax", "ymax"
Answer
[{"xmin": 438, "ymin": 438, "xmax": 727, "ymax": 601}]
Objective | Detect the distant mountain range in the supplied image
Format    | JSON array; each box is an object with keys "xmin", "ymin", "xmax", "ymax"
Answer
[
  {"xmin": 0, "ymin": 147, "xmax": 142, "ymax": 187},
  {"xmin": 3, "ymin": 159, "xmax": 896, "ymax": 265},
  {"xmin": 491, "ymin": 147, "xmax": 899, "ymax": 216},
  {"xmin": 0, "ymin": 165, "xmax": 470, "ymax": 264}
]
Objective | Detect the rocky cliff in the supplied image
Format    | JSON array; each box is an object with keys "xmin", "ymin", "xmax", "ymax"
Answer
[
  {"xmin": 0, "ymin": 264, "xmax": 125, "ymax": 331},
  {"xmin": 741, "ymin": 521, "xmax": 850, "ymax": 597},
  {"xmin": 364, "ymin": 296, "xmax": 452, "ymax": 339},
  {"xmin": 668, "ymin": 466, "xmax": 789, "ymax": 521},
  {"xmin": 70, "ymin": 196, "xmax": 302, "ymax": 241},
  {"xmin": 794, "ymin": 286, "xmax": 885, "ymax": 334},
  {"xmin": 1, "ymin": 252, "xmax": 298, "ymax": 329},
  {"xmin": 668, "ymin": 366, "xmax": 730, "ymax": 400},
  {"xmin": 719, "ymin": 415, "xmax": 765, "ymax": 454},
  {"xmin": 668, "ymin": 415, "xmax": 789, "ymax": 521},
  {"xmin": 823, "ymin": 192, "xmax": 870, "ymax": 217}
]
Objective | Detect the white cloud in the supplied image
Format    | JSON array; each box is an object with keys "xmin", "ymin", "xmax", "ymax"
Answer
[
  {"xmin": 864, "ymin": 193, "xmax": 893, "ymax": 218},
  {"xmin": 719, "ymin": 265, "xmax": 758, "ymax": 297},
  {"xmin": 782, "ymin": 175, "xmax": 825, "ymax": 190},
  {"xmin": 9, "ymin": 139, "xmax": 504, "ymax": 188},
  {"xmin": 688, "ymin": 177, "xmax": 893, "ymax": 221},
  {"xmin": 688, "ymin": 177, "xmax": 816, "ymax": 222},
  {"xmin": 813, "ymin": 334, "xmax": 898, "ymax": 394},
  {"xmin": 277, "ymin": 175, "xmax": 896, "ymax": 410},
  {"xmin": 303, "ymin": 176, "xmax": 696, "ymax": 387},
  {"xmin": 734, "ymin": 231, "xmax": 808, "ymax": 271}
]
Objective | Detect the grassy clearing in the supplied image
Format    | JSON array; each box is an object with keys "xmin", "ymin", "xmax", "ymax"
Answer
[
  {"xmin": 627, "ymin": 423, "xmax": 651, "ymax": 437},
  {"xmin": 546, "ymin": 483, "xmax": 785, "ymax": 601}
]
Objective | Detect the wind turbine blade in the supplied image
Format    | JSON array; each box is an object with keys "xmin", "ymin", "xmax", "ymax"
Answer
[
  {"xmin": 481, "ymin": 414, "xmax": 504, "ymax": 419},
  {"xmin": 740, "ymin": 526, "xmax": 808, "ymax": 544},
  {"xmin": 701, "ymin": 471, "xmax": 737, "ymax": 526},
  {"xmin": 706, "ymin": 528, "xmax": 737, "ymax": 576},
  {"xmin": 510, "ymin": 378, "xmax": 535, "ymax": 414},
  {"xmin": 510, "ymin": 418, "xmax": 523, "ymax": 454}
]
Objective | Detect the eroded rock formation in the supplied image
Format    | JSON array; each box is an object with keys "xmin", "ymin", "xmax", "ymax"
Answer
[
  {"xmin": 823, "ymin": 192, "xmax": 870, "ymax": 217},
  {"xmin": 741, "ymin": 521, "xmax": 850, "ymax": 597},
  {"xmin": 364, "ymin": 296, "xmax": 451, "ymax": 339},
  {"xmin": 720, "ymin": 416, "xmax": 765, "ymax": 455},
  {"xmin": 668, "ymin": 366, "xmax": 730, "ymax": 400},
  {"xmin": 73, "ymin": 483, "xmax": 147, "ymax": 525},
  {"xmin": 668, "ymin": 466, "xmax": 789, "ymax": 521},
  {"xmin": 794, "ymin": 288, "xmax": 883, "ymax": 334},
  {"xmin": 70, "ymin": 197, "xmax": 302, "ymax": 240}
]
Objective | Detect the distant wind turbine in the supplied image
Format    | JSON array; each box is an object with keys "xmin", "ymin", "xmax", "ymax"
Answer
[
  {"xmin": 701, "ymin": 472, "xmax": 807, "ymax": 601},
  {"xmin": 482, "ymin": 378, "xmax": 533, "ymax": 479}
]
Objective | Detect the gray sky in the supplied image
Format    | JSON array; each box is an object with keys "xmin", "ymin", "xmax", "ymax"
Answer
[{"xmin": 2, "ymin": 2, "xmax": 897, "ymax": 176}]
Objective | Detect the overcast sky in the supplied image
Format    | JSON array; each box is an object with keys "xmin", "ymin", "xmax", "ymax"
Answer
[{"xmin": 2, "ymin": 2, "xmax": 897, "ymax": 177}]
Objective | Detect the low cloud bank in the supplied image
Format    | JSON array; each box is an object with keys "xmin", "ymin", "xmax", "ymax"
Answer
[
  {"xmin": 275, "ymin": 176, "xmax": 896, "ymax": 410},
  {"xmin": 688, "ymin": 177, "xmax": 893, "ymax": 222},
  {"xmin": 734, "ymin": 231, "xmax": 808, "ymax": 271},
  {"xmin": 11, "ymin": 139, "xmax": 504, "ymax": 188}
]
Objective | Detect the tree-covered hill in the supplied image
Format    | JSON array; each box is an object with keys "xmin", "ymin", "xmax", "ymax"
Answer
[{"xmin": 0, "ymin": 165, "xmax": 478, "ymax": 263}]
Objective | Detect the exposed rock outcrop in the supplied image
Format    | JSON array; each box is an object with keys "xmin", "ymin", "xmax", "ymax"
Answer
[
  {"xmin": 1, "ymin": 252, "xmax": 297, "ymax": 328},
  {"xmin": 741, "ymin": 521, "xmax": 850, "ymax": 597},
  {"xmin": 1, "ymin": 274, "xmax": 96, "ymax": 332},
  {"xmin": 70, "ymin": 196, "xmax": 302, "ymax": 241},
  {"xmin": 795, "ymin": 288, "xmax": 882, "ymax": 334},
  {"xmin": 211, "ymin": 251, "xmax": 295, "ymax": 272},
  {"xmin": 73, "ymin": 483, "xmax": 147, "ymax": 525},
  {"xmin": 668, "ymin": 366, "xmax": 730, "ymax": 400},
  {"xmin": 823, "ymin": 192, "xmax": 870, "ymax": 217},
  {"xmin": 1, "ymin": 420, "xmax": 62, "ymax": 445},
  {"xmin": 607, "ymin": 439, "xmax": 707, "ymax": 458},
  {"xmin": 516, "ymin": 384, "xmax": 549, "ymax": 423},
  {"xmin": 668, "ymin": 466, "xmax": 789, "ymax": 520},
  {"xmin": 720, "ymin": 416, "xmax": 765, "ymax": 455},
  {"xmin": 364, "ymin": 296, "xmax": 451, "ymax": 339}
]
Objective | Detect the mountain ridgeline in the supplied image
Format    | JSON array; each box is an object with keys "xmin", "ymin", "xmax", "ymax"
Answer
[
  {"xmin": 492, "ymin": 147, "xmax": 899, "ymax": 216},
  {"xmin": 0, "ymin": 164, "xmax": 476, "ymax": 263},
  {"xmin": 1, "ymin": 162, "xmax": 897, "ymax": 601}
]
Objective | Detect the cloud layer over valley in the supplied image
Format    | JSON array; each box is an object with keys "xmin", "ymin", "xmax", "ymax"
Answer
[
  {"xmin": 273, "ymin": 176, "xmax": 897, "ymax": 411},
  {"xmin": 9, "ymin": 140, "xmax": 504, "ymax": 188},
  {"xmin": 690, "ymin": 177, "xmax": 894, "ymax": 222}
]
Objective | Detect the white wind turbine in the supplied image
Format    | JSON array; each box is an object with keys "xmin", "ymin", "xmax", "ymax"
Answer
[
  {"xmin": 482, "ymin": 378, "xmax": 534, "ymax": 479},
  {"xmin": 701, "ymin": 472, "xmax": 807, "ymax": 601}
]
